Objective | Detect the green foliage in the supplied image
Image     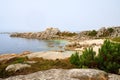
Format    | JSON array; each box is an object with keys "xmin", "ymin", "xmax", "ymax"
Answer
[
  {"xmin": 96, "ymin": 40, "xmax": 120, "ymax": 73},
  {"xmin": 70, "ymin": 52, "xmax": 80, "ymax": 66},
  {"xmin": 79, "ymin": 48, "xmax": 96, "ymax": 68},
  {"xmin": 70, "ymin": 40, "xmax": 120, "ymax": 74},
  {"xmin": 107, "ymin": 28, "xmax": 114, "ymax": 33},
  {"xmin": 88, "ymin": 30, "xmax": 97, "ymax": 36},
  {"xmin": 0, "ymin": 57, "xmax": 74, "ymax": 78},
  {"xmin": 70, "ymin": 48, "xmax": 96, "ymax": 68},
  {"xmin": 112, "ymin": 37, "xmax": 120, "ymax": 42},
  {"xmin": 57, "ymin": 32, "xmax": 77, "ymax": 37}
]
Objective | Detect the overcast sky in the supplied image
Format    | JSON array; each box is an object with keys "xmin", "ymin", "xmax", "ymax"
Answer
[{"xmin": 0, "ymin": 0, "xmax": 120, "ymax": 32}]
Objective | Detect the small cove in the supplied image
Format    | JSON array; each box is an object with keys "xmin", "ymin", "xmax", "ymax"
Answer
[{"xmin": 0, "ymin": 34, "xmax": 68, "ymax": 54}]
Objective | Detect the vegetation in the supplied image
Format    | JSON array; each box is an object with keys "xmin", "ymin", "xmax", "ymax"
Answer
[
  {"xmin": 57, "ymin": 32, "xmax": 77, "ymax": 37},
  {"xmin": 0, "ymin": 57, "xmax": 74, "ymax": 78},
  {"xmin": 0, "ymin": 39, "xmax": 120, "ymax": 78},
  {"xmin": 99, "ymin": 28, "xmax": 114, "ymax": 37},
  {"xmin": 107, "ymin": 28, "xmax": 114, "ymax": 33},
  {"xmin": 70, "ymin": 48, "xmax": 96, "ymax": 68},
  {"xmin": 112, "ymin": 37, "xmax": 120, "ymax": 42},
  {"xmin": 88, "ymin": 30, "xmax": 97, "ymax": 36},
  {"xmin": 70, "ymin": 40, "xmax": 120, "ymax": 74}
]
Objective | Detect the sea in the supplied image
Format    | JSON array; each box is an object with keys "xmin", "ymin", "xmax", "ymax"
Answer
[{"xmin": 0, "ymin": 34, "xmax": 68, "ymax": 54}]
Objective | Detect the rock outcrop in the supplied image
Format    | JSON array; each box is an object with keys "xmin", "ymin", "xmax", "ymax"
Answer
[
  {"xmin": 97, "ymin": 27, "xmax": 107, "ymax": 37},
  {"xmin": 5, "ymin": 63, "xmax": 31, "ymax": 72},
  {"xmin": 75, "ymin": 26, "xmax": 120, "ymax": 40},
  {"xmin": 65, "ymin": 39, "xmax": 104, "ymax": 53},
  {"xmin": 4, "ymin": 69, "xmax": 108, "ymax": 80},
  {"xmin": 10, "ymin": 26, "xmax": 120, "ymax": 40},
  {"xmin": 108, "ymin": 74, "xmax": 120, "ymax": 80},
  {"xmin": 110, "ymin": 27, "xmax": 120, "ymax": 37},
  {"xmin": 10, "ymin": 27, "xmax": 60, "ymax": 40},
  {"xmin": 96, "ymin": 27, "xmax": 120, "ymax": 38}
]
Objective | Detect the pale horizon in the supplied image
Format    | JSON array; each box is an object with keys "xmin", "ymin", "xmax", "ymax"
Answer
[{"xmin": 0, "ymin": 0, "xmax": 120, "ymax": 32}]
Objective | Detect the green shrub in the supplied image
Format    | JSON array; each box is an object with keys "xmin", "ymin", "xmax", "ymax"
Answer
[
  {"xmin": 96, "ymin": 40, "xmax": 120, "ymax": 73},
  {"xmin": 79, "ymin": 48, "xmax": 96, "ymax": 68},
  {"xmin": 107, "ymin": 28, "xmax": 114, "ymax": 33},
  {"xmin": 70, "ymin": 52, "xmax": 80, "ymax": 66},
  {"xmin": 57, "ymin": 32, "xmax": 77, "ymax": 37},
  {"xmin": 70, "ymin": 48, "xmax": 96, "ymax": 68},
  {"xmin": 70, "ymin": 40, "xmax": 120, "ymax": 74},
  {"xmin": 88, "ymin": 30, "xmax": 97, "ymax": 36}
]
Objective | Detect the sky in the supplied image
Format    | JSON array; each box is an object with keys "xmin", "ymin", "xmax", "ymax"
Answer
[{"xmin": 0, "ymin": 0, "xmax": 120, "ymax": 32}]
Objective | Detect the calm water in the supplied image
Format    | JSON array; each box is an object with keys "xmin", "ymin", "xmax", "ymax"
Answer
[{"xmin": 0, "ymin": 34, "xmax": 68, "ymax": 54}]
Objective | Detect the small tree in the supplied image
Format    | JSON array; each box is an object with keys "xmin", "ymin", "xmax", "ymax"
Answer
[
  {"xmin": 96, "ymin": 40, "xmax": 120, "ymax": 73},
  {"xmin": 88, "ymin": 30, "xmax": 97, "ymax": 36},
  {"xmin": 79, "ymin": 48, "xmax": 96, "ymax": 68},
  {"xmin": 70, "ymin": 52, "xmax": 80, "ymax": 66},
  {"xmin": 70, "ymin": 40, "xmax": 120, "ymax": 74},
  {"xmin": 70, "ymin": 48, "xmax": 96, "ymax": 68},
  {"xmin": 107, "ymin": 28, "xmax": 114, "ymax": 33}
]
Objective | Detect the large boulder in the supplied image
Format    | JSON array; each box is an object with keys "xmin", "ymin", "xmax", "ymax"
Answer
[
  {"xmin": 110, "ymin": 27, "xmax": 120, "ymax": 37},
  {"xmin": 5, "ymin": 63, "xmax": 31, "ymax": 72},
  {"xmin": 108, "ymin": 74, "xmax": 120, "ymax": 80},
  {"xmin": 97, "ymin": 27, "xmax": 107, "ymax": 37},
  {"xmin": 4, "ymin": 69, "xmax": 108, "ymax": 80}
]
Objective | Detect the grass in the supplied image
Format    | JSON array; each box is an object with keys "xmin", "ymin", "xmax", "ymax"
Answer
[
  {"xmin": 112, "ymin": 37, "xmax": 120, "ymax": 42},
  {"xmin": 0, "ymin": 57, "xmax": 75, "ymax": 78}
]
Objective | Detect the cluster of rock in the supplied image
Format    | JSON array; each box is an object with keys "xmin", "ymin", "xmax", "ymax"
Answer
[
  {"xmin": 110, "ymin": 27, "xmax": 120, "ymax": 37},
  {"xmin": 96, "ymin": 27, "xmax": 120, "ymax": 38},
  {"xmin": 74, "ymin": 31, "xmax": 91, "ymax": 40},
  {"xmin": 10, "ymin": 28, "xmax": 60, "ymax": 40},
  {"xmin": 3, "ymin": 69, "xmax": 120, "ymax": 80},
  {"xmin": 65, "ymin": 39, "xmax": 103, "ymax": 52},
  {"xmin": 75, "ymin": 26, "xmax": 120, "ymax": 40},
  {"xmin": 10, "ymin": 26, "xmax": 120, "ymax": 41}
]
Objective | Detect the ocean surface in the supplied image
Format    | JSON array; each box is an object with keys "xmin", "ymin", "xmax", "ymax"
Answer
[{"xmin": 0, "ymin": 34, "xmax": 68, "ymax": 54}]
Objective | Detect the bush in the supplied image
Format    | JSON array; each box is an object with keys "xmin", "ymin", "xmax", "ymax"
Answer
[
  {"xmin": 107, "ymin": 28, "xmax": 114, "ymax": 33},
  {"xmin": 57, "ymin": 32, "xmax": 77, "ymax": 37},
  {"xmin": 79, "ymin": 48, "xmax": 96, "ymax": 68},
  {"xmin": 70, "ymin": 52, "xmax": 80, "ymax": 66},
  {"xmin": 88, "ymin": 30, "xmax": 97, "ymax": 36},
  {"xmin": 96, "ymin": 40, "xmax": 120, "ymax": 73},
  {"xmin": 70, "ymin": 48, "xmax": 96, "ymax": 68},
  {"xmin": 70, "ymin": 40, "xmax": 120, "ymax": 74}
]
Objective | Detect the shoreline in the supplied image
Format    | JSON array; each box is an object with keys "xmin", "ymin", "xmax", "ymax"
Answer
[{"xmin": 0, "ymin": 39, "xmax": 104, "ymax": 61}]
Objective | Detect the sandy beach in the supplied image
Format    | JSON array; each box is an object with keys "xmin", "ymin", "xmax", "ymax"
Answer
[{"xmin": 26, "ymin": 39, "xmax": 104, "ymax": 60}]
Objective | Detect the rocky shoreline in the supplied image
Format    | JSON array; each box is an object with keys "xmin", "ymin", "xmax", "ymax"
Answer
[
  {"xmin": 1, "ymin": 27, "xmax": 120, "ymax": 80},
  {"xmin": 0, "ymin": 39, "xmax": 120, "ymax": 80},
  {"xmin": 10, "ymin": 27, "xmax": 120, "ymax": 42}
]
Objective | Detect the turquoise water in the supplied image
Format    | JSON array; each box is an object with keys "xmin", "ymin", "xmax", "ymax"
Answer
[{"xmin": 0, "ymin": 34, "xmax": 68, "ymax": 54}]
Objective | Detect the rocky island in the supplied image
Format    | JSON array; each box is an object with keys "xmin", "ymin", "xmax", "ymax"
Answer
[{"xmin": 0, "ymin": 26, "xmax": 120, "ymax": 80}]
